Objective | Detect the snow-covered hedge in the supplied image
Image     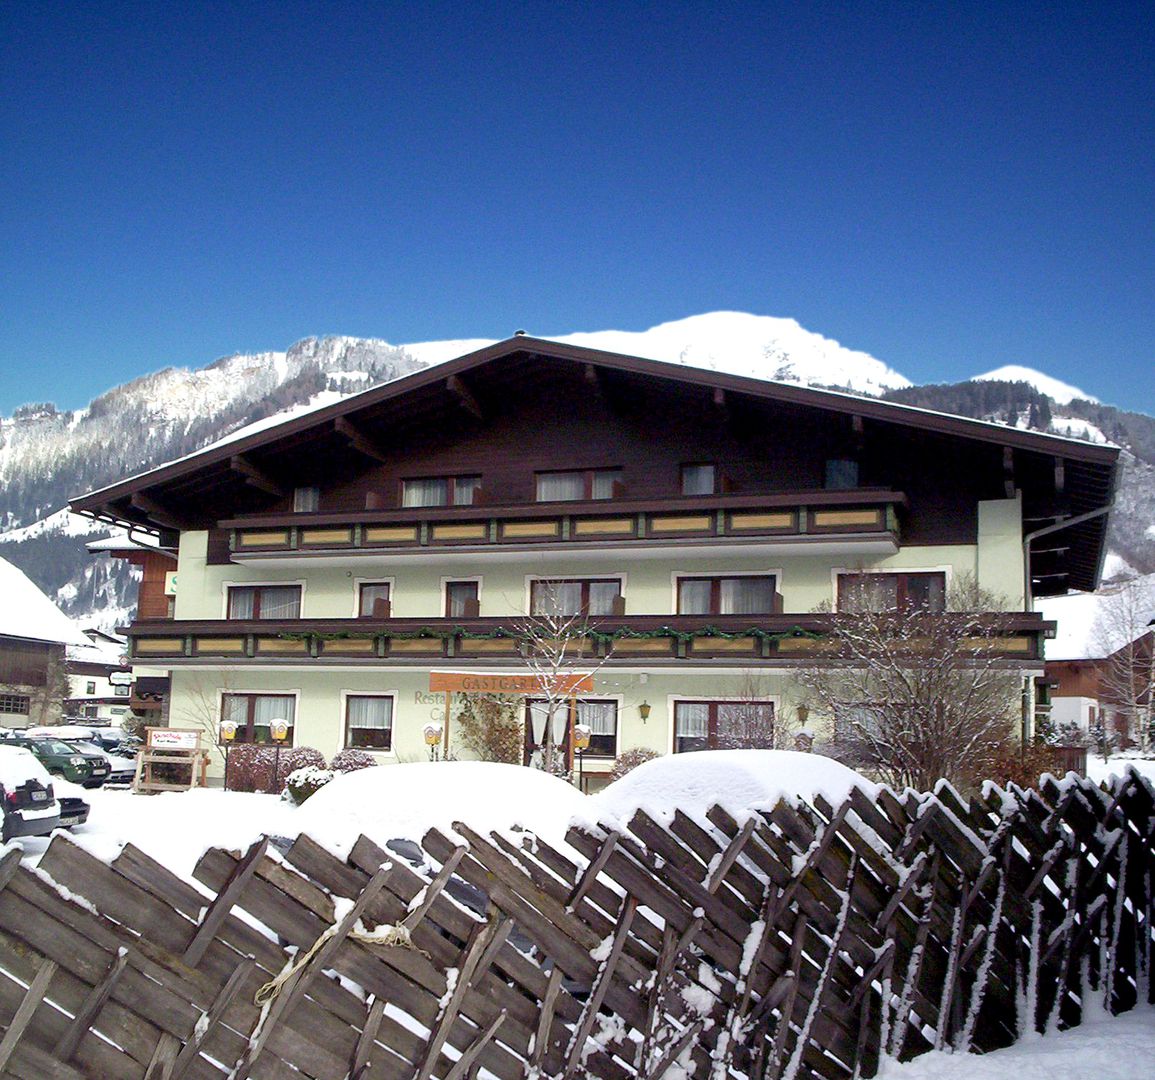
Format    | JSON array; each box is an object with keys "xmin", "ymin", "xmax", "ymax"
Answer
[{"xmin": 285, "ymin": 766, "xmax": 334, "ymax": 805}]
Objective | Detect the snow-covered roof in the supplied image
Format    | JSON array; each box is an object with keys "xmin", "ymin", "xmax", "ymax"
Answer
[
  {"xmin": 86, "ymin": 529, "xmax": 174, "ymax": 556},
  {"xmin": 1039, "ymin": 573, "xmax": 1155, "ymax": 661},
  {"xmin": 0, "ymin": 556, "xmax": 92, "ymax": 648}
]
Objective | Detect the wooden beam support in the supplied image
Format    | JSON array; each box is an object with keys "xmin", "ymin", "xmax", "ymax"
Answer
[
  {"xmin": 335, "ymin": 416, "xmax": 389, "ymax": 464},
  {"xmin": 446, "ymin": 374, "xmax": 483, "ymax": 421},
  {"xmin": 230, "ymin": 455, "xmax": 287, "ymax": 498},
  {"xmin": 713, "ymin": 387, "xmax": 726, "ymax": 409},
  {"xmin": 1003, "ymin": 445, "xmax": 1016, "ymax": 498},
  {"xmin": 0, "ymin": 958, "xmax": 58, "ymax": 1071},
  {"xmin": 1054, "ymin": 456, "xmax": 1066, "ymax": 495},
  {"xmin": 55, "ymin": 948, "xmax": 130, "ymax": 1063},
  {"xmin": 182, "ymin": 836, "xmax": 268, "ymax": 966},
  {"xmin": 129, "ymin": 493, "xmax": 187, "ymax": 532}
]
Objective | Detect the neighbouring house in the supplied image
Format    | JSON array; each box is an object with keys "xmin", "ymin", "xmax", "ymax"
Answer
[
  {"xmin": 0, "ymin": 555, "xmax": 93, "ymax": 729},
  {"xmin": 85, "ymin": 532, "xmax": 176, "ymax": 726},
  {"xmin": 69, "ymin": 337, "xmax": 1119, "ymax": 788},
  {"xmin": 1039, "ymin": 574, "xmax": 1155, "ymax": 749},
  {"xmin": 64, "ymin": 627, "xmax": 136, "ymax": 724}
]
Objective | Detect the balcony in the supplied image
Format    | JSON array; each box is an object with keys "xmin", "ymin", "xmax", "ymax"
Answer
[
  {"xmin": 126, "ymin": 611, "xmax": 1052, "ymax": 665},
  {"xmin": 212, "ymin": 489, "xmax": 907, "ymax": 566}
]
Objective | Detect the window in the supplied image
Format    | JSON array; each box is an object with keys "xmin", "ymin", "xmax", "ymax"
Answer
[
  {"xmin": 227, "ymin": 585, "xmax": 302, "ymax": 620},
  {"xmin": 535, "ymin": 468, "xmax": 622, "ymax": 502},
  {"xmin": 113, "ymin": 685, "xmax": 130, "ymax": 697},
  {"xmin": 83, "ymin": 704, "xmax": 99, "ymax": 718},
  {"xmin": 838, "ymin": 572, "xmax": 946, "ymax": 613},
  {"xmin": 677, "ymin": 575, "xmax": 777, "ymax": 615},
  {"xmin": 681, "ymin": 463, "xmax": 716, "ymax": 496},
  {"xmin": 220, "ymin": 693, "xmax": 296, "ymax": 745},
  {"xmin": 345, "ymin": 695, "xmax": 393, "ymax": 750},
  {"xmin": 674, "ymin": 700, "xmax": 776, "ymax": 753},
  {"xmin": 825, "ymin": 459, "xmax": 859, "ymax": 490},
  {"xmin": 0, "ymin": 695, "xmax": 30, "ymax": 715},
  {"xmin": 401, "ymin": 475, "xmax": 480, "ymax": 507},
  {"xmin": 293, "ymin": 486, "xmax": 320, "ymax": 512},
  {"xmin": 358, "ymin": 582, "xmax": 391, "ymax": 618},
  {"xmin": 445, "ymin": 580, "xmax": 480, "ymax": 618},
  {"xmin": 86, "ymin": 680, "xmax": 97, "ymax": 695},
  {"xmin": 530, "ymin": 578, "xmax": 622, "ymax": 617},
  {"xmin": 576, "ymin": 700, "xmax": 618, "ymax": 757}
]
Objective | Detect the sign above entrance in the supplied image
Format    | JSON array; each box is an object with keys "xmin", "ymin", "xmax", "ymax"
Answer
[{"xmin": 429, "ymin": 671, "xmax": 594, "ymax": 695}]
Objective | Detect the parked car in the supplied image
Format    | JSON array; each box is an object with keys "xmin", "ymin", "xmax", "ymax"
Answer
[
  {"xmin": 57, "ymin": 793, "xmax": 91, "ymax": 829},
  {"xmin": 67, "ymin": 740, "xmax": 135, "ymax": 786},
  {"xmin": 0, "ymin": 736, "xmax": 102, "ymax": 787},
  {"xmin": 0, "ymin": 746, "xmax": 60, "ymax": 842}
]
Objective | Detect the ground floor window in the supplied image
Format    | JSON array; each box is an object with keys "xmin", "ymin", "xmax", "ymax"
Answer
[
  {"xmin": 674, "ymin": 700, "xmax": 776, "ymax": 753},
  {"xmin": 220, "ymin": 693, "xmax": 296, "ymax": 744},
  {"xmin": 0, "ymin": 694, "xmax": 30, "ymax": 715},
  {"xmin": 576, "ymin": 699, "xmax": 618, "ymax": 757},
  {"xmin": 345, "ymin": 694, "xmax": 394, "ymax": 749}
]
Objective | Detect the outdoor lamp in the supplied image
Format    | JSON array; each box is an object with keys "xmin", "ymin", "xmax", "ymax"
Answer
[
  {"xmin": 270, "ymin": 718, "xmax": 289, "ymax": 743},
  {"xmin": 638, "ymin": 700, "xmax": 651, "ymax": 722},
  {"xmin": 573, "ymin": 724, "xmax": 592, "ymax": 752},
  {"xmin": 797, "ymin": 704, "xmax": 809, "ymax": 725},
  {"xmin": 423, "ymin": 723, "xmax": 442, "ymax": 747},
  {"xmin": 220, "ymin": 720, "xmax": 237, "ymax": 743}
]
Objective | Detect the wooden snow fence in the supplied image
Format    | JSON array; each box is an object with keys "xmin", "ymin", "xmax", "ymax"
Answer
[{"xmin": 0, "ymin": 767, "xmax": 1150, "ymax": 1080}]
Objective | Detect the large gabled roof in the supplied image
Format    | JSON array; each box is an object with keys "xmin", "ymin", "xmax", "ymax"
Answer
[{"xmin": 70, "ymin": 335, "xmax": 1120, "ymax": 586}]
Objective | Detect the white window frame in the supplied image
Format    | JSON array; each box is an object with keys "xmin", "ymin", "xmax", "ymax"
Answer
[
  {"xmin": 220, "ymin": 579, "xmax": 307, "ymax": 620},
  {"xmin": 574, "ymin": 695, "xmax": 623, "ymax": 759},
  {"xmin": 670, "ymin": 569, "xmax": 782, "ymax": 615},
  {"xmin": 216, "ymin": 688, "xmax": 301, "ymax": 744},
  {"xmin": 667, "ymin": 693, "xmax": 780, "ymax": 755},
  {"xmin": 523, "ymin": 573, "xmax": 628, "ymax": 618},
  {"xmin": 441, "ymin": 576, "xmax": 483, "ymax": 618},
  {"xmin": 340, "ymin": 689, "xmax": 399, "ymax": 755},
  {"xmin": 830, "ymin": 565, "xmax": 953, "ymax": 613},
  {"xmin": 352, "ymin": 576, "xmax": 396, "ymax": 618}
]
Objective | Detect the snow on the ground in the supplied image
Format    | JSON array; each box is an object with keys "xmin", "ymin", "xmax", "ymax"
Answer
[
  {"xmin": 581, "ymin": 749, "xmax": 877, "ymax": 829},
  {"xmin": 875, "ymin": 1004, "xmax": 1155, "ymax": 1079},
  {"xmin": 1047, "ymin": 415, "xmax": 1112, "ymax": 444},
  {"xmin": 0, "ymin": 554, "xmax": 92, "ymax": 646},
  {"xmin": 1085, "ymin": 755, "xmax": 1155, "ymax": 787},
  {"xmin": 295, "ymin": 760, "xmax": 586, "ymax": 856},
  {"xmin": 972, "ymin": 365, "xmax": 1096, "ymax": 405}
]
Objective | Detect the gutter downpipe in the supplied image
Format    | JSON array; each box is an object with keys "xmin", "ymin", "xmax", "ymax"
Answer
[{"xmin": 1020, "ymin": 503, "xmax": 1113, "ymax": 747}]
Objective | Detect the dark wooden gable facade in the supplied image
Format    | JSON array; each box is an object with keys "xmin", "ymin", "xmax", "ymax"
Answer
[{"xmin": 71, "ymin": 337, "xmax": 1119, "ymax": 595}]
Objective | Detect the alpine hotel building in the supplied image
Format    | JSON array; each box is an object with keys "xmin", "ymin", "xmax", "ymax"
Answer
[{"xmin": 70, "ymin": 338, "xmax": 1119, "ymax": 788}]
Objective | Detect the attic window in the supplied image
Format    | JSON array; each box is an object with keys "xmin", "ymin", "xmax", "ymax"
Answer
[
  {"xmin": 293, "ymin": 486, "xmax": 320, "ymax": 512},
  {"xmin": 681, "ymin": 463, "xmax": 716, "ymax": 496},
  {"xmin": 825, "ymin": 460, "xmax": 859, "ymax": 490}
]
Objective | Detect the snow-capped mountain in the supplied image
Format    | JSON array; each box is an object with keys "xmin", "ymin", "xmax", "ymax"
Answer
[
  {"xmin": 405, "ymin": 312, "xmax": 913, "ymax": 397},
  {"xmin": 0, "ymin": 311, "xmax": 1151, "ymax": 632},
  {"xmin": 972, "ymin": 365, "xmax": 1096, "ymax": 406}
]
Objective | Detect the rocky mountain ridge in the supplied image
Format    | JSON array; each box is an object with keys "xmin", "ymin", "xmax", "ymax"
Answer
[{"xmin": 0, "ymin": 313, "xmax": 1150, "ymax": 630}]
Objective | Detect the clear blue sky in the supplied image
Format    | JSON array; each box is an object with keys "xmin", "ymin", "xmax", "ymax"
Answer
[{"xmin": 2, "ymin": 1, "xmax": 1152, "ymax": 416}]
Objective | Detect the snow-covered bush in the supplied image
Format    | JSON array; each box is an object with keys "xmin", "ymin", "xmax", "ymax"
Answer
[
  {"xmin": 225, "ymin": 744, "xmax": 326, "ymax": 792},
  {"xmin": 285, "ymin": 766, "xmax": 334, "ymax": 805},
  {"xmin": 608, "ymin": 747, "xmax": 660, "ymax": 782},
  {"xmin": 331, "ymin": 747, "xmax": 378, "ymax": 773}
]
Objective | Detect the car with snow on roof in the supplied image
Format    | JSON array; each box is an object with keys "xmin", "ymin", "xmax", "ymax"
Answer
[
  {"xmin": 0, "ymin": 734, "xmax": 107, "ymax": 787},
  {"xmin": 0, "ymin": 745, "xmax": 60, "ymax": 842}
]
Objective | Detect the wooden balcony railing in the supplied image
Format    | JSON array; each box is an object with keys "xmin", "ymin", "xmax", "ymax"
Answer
[
  {"xmin": 213, "ymin": 490, "xmax": 907, "ymax": 563},
  {"xmin": 127, "ymin": 612, "xmax": 1051, "ymax": 664}
]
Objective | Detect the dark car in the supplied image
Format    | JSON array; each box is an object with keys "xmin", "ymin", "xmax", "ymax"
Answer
[
  {"xmin": 0, "ymin": 746, "xmax": 60, "ymax": 842},
  {"xmin": 60, "ymin": 740, "xmax": 119, "ymax": 787},
  {"xmin": 1, "ymin": 736, "xmax": 97, "ymax": 786},
  {"xmin": 57, "ymin": 794, "xmax": 91, "ymax": 829}
]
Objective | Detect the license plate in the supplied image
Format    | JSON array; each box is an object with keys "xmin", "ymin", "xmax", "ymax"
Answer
[
  {"xmin": 58, "ymin": 815, "xmax": 80, "ymax": 826},
  {"xmin": 30, "ymin": 791, "xmax": 47, "ymax": 802},
  {"xmin": 93, "ymin": 768, "xmax": 108, "ymax": 775}
]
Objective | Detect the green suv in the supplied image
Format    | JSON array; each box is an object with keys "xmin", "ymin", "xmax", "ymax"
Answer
[{"xmin": 1, "ymin": 736, "xmax": 108, "ymax": 787}]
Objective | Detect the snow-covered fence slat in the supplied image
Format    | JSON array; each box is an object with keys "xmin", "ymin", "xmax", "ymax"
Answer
[{"xmin": 0, "ymin": 768, "xmax": 1149, "ymax": 1079}]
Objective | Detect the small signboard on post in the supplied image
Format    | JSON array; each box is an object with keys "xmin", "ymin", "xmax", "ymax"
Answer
[{"xmin": 133, "ymin": 727, "xmax": 210, "ymax": 793}]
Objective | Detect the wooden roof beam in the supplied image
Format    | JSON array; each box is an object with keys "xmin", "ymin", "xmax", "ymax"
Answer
[
  {"xmin": 1054, "ymin": 456, "xmax": 1066, "ymax": 495},
  {"xmin": 128, "ymin": 493, "xmax": 186, "ymax": 532},
  {"xmin": 230, "ymin": 455, "xmax": 286, "ymax": 498},
  {"xmin": 446, "ymin": 375, "xmax": 483, "ymax": 421},
  {"xmin": 334, "ymin": 416, "xmax": 389, "ymax": 464},
  {"xmin": 1003, "ymin": 446, "xmax": 1016, "ymax": 498}
]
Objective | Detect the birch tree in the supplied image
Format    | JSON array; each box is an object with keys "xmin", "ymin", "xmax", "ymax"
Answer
[{"xmin": 1091, "ymin": 576, "xmax": 1155, "ymax": 751}]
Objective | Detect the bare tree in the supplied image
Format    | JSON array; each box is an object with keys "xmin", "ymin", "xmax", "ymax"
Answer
[
  {"xmin": 515, "ymin": 601, "xmax": 608, "ymax": 776},
  {"xmin": 714, "ymin": 670, "xmax": 791, "ymax": 750},
  {"xmin": 28, "ymin": 646, "xmax": 72, "ymax": 727},
  {"xmin": 454, "ymin": 693, "xmax": 523, "ymax": 764},
  {"xmin": 1091, "ymin": 576, "xmax": 1155, "ymax": 752},
  {"xmin": 793, "ymin": 575, "xmax": 1024, "ymax": 791}
]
